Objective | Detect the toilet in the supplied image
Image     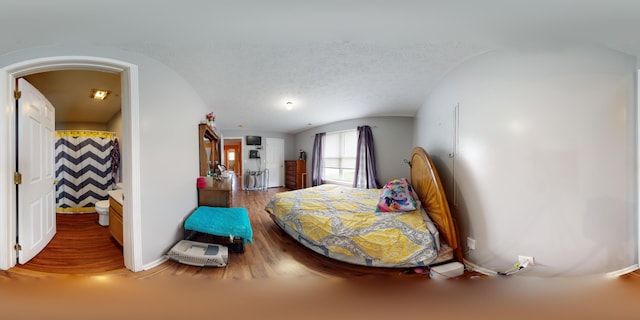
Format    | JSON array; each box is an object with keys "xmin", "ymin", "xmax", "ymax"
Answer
[
  {"xmin": 95, "ymin": 200, "xmax": 110, "ymax": 226},
  {"xmin": 95, "ymin": 183, "xmax": 124, "ymax": 227}
]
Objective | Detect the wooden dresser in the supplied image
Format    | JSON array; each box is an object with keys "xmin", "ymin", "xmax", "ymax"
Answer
[
  {"xmin": 198, "ymin": 176, "xmax": 233, "ymax": 207},
  {"xmin": 285, "ymin": 160, "xmax": 306, "ymax": 190}
]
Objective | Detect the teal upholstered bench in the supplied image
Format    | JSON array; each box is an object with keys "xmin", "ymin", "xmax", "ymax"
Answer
[{"xmin": 183, "ymin": 206, "xmax": 253, "ymax": 253}]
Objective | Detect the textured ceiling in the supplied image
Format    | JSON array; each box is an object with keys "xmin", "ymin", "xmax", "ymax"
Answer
[{"xmin": 3, "ymin": 1, "xmax": 640, "ymax": 133}]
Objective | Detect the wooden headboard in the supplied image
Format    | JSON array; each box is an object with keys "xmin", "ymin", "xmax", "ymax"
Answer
[{"xmin": 409, "ymin": 147, "xmax": 463, "ymax": 262}]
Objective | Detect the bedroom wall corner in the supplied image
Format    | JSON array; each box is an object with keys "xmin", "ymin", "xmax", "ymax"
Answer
[{"xmin": 416, "ymin": 45, "xmax": 638, "ymax": 277}]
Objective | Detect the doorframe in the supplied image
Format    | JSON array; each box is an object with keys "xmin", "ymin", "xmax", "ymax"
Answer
[
  {"xmin": 0, "ymin": 56, "xmax": 143, "ymax": 271},
  {"xmin": 637, "ymin": 69, "xmax": 640, "ymax": 275},
  {"xmin": 223, "ymin": 137, "xmax": 242, "ymax": 176}
]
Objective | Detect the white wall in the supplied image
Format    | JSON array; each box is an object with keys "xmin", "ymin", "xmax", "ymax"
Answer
[
  {"xmin": 221, "ymin": 129, "xmax": 295, "ymax": 173},
  {"xmin": 295, "ymin": 116, "xmax": 414, "ymax": 187},
  {"xmin": 56, "ymin": 122, "xmax": 107, "ymax": 130},
  {"xmin": 416, "ymin": 46, "xmax": 637, "ymax": 276},
  {"xmin": 0, "ymin": 44, "xmax": 210, "ymax": 267},
  {"xmin": 106, "ymin": 109, "xmax": 123, "ymax": 141}
]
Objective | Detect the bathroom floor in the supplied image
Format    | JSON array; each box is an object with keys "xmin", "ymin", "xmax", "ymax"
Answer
[{"xmin": 17, "ymin": 212, "xmax": 124, "ymax": 274}]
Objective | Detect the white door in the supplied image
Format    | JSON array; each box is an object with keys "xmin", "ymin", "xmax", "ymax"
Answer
[
  {"xmin": 265, "ymin": 138, "xmax": 284, "ymax": 187},
  {"xmin": 17, "ymin": 78, "xmax": 56, "ymax": 264}
]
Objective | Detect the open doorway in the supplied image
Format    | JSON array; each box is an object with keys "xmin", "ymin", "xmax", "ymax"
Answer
[
  {"xmin": 223, "ymin": 138, "xmax": 242, "ymax": 177},
  {"xmin": 0, "ymin": 56, "xmax": 142, "ymax": 272},
  {"xmin": 16, "ymin": 70, "xmax": 124, "ymax": 273}
]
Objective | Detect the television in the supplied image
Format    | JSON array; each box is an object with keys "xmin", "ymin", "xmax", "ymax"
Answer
[{"xmin": 246, "ymin": 135, "xmax": 262, "ymax": 146}]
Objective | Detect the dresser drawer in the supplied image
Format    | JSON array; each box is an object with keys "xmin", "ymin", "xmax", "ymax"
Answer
[
  {"xmin": 285, "ymin": 179, "xmax": 296, "ymax": 189},
  {"xmin": 198, "ymin": 188, "xmax": 231, "ymax": 207}
]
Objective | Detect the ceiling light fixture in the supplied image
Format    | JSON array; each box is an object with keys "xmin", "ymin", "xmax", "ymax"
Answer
[
  {"xmin": 286, "ymin": 101, "xmax": 293, "ymax": 110},
  {"xmin": 91, "ymin": 89, "xmax": 111, "ymax": 100}
]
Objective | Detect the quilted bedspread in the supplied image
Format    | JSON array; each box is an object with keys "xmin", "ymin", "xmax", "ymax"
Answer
[{"xmin": 264, "ymin": 184, "xmax": 438, "ymax": 267}]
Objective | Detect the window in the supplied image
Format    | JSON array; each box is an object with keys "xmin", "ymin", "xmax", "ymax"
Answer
[{"xmin": 323, "ymin": 129, "xmax": 357, "ymax": 184}]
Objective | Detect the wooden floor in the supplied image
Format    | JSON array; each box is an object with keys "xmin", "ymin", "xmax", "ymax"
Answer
[
  {"xmin": 15, "ymin": 184, "xmax": 457, "ymax": 279},
  {"xmin": 7, "ymin": 181, "xmax": 640, "ymax": 282},
  {"xmin": 3, "ymin": 180, "xmax": 640, "ymax": 318},
  {"xmin": 17, "ymin": 213, "xmax": 124, "ymax": 274}
]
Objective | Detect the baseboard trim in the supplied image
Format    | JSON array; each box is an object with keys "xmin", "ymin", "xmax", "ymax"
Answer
[
  {"xmin": 465, "ymin": 260, "xmax": 639, "ymax": 279},
  {"xmin": 604, "ymin": 264, "xmax": 639, "ymax": 278},
  {"xmin": 463, "ymin": 259, "xmax": 498, "ymax": 276},
  {"xmin": 142, "ymin": 256, "xmax": 169, "ymax": 271}
]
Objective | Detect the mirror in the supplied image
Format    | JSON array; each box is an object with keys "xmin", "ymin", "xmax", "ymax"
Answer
[{"xmin": 199, "ymin": 123, "xmax": 219, "ymax": 176}]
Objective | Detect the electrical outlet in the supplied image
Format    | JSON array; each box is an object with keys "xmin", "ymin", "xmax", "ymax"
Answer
[
  {"xmin": 467, "ymin": 237, "xmax": 476, "ymax": 250},
  {"xmin": 518, "ymin": 256, "xmax": 535, "ymax": 268}
]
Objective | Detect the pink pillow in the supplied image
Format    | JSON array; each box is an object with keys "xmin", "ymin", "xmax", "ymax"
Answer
[{"xmin": 376, "ymin": 179, "xmax": 417, "ymax": 212}]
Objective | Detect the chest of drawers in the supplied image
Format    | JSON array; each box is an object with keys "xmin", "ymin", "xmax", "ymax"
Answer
[{"xmin": 285, "ymin": 160, "xmax": 306, "ymax": 190}]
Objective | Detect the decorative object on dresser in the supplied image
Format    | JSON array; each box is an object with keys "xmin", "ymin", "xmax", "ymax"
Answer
[
  {"xmin": 285, "ymin": 160, "xmax": 306, "ymax": 190},
  {"xmin": 205, "ymin": 112, "xmax": 218, "ymax": 134}
]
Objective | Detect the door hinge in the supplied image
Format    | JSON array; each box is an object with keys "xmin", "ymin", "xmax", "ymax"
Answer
[
  {"xmin": 14, "ymin": 243, "xmax": 22, "ymax": 251},
  {"xmin": 14, "ymin": 90, "xmax": 21, "ymax": 100},
  {"xmin": 14, "ymin": 172, "xmax": 22, "ymax": 185}
]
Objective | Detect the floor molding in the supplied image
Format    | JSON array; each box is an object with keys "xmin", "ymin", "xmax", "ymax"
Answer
[
  {"xmin": 463, "ymin": 259, "xmax": 498, "ymax": 276},
  {"xmin": 143, "ymin": 256, "xmax": 169, "ymax": 271},
  {"xmin": 604, "ymin": 264, "xmax": 639, "ymax": 278},
  {"xmin": 465, "ymin": 260, "xmax": 640, "ymax": 279}
]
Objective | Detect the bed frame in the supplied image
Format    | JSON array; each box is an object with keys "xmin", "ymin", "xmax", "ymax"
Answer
[{"xmin": 409, "ymin": 147, "xmax": 463, "ymax": 262}]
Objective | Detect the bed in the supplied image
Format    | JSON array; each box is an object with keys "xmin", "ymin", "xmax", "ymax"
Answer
[{"xmin": 264, "ymin": 147, "xmax": 462, "ymax": 268}]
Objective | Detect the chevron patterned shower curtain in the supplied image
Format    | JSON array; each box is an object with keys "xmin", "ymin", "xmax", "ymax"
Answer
[{"xmin": 55, "ymin": 131, "xmax": 114, "ymax": 213}]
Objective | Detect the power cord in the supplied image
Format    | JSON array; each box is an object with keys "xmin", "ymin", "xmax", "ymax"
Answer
[{"xmin": 497, "ymin": 260, "xmax": 531, "ymax": 276}]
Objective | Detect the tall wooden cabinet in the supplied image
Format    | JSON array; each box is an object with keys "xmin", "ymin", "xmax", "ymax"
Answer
[{"xmin": 285, "ymin": 160, "xmax": 306, "ymax": 190}]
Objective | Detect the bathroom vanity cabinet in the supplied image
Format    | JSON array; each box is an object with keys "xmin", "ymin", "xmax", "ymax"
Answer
[
  {"xmin": 198, "ymin": 176, "xmax": 233, "ymax": 207},
  {"xmin": 109, "ymin": 195, "xmax": 124, "ymax": 246}
]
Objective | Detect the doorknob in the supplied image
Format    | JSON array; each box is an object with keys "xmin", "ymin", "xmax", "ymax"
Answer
[{"xmin": 53, "ymin": 179, "xmax": 58, "ymax": 185}]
